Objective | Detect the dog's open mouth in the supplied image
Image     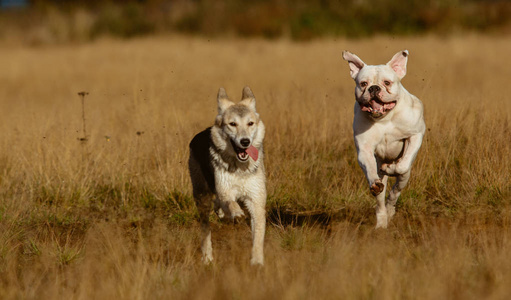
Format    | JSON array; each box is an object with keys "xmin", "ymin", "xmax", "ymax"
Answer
[
  {"xmin": 361, "ymin": 98, "xmax": 396, "ymax": 118},
  {"xmin": 230, "ymin": 140, "xmax": 259, "ymax": 162}
]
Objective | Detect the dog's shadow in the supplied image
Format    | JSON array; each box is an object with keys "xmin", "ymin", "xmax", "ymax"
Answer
[
  {"xmin": 215, "ymin": 201, "xmax": 378, "ymax": 229},
  {"xmin": 268, "ymin": 207, "xmax": 335, "ymax": 227}
]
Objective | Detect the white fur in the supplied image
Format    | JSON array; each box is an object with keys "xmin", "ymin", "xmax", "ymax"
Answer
[
  {"xmin": 189, "ymin": 86, "xmax": 266, "ymax": 265},
  {"xmin": 343, "ymin": 50, "xmax": 426, "ymax": 228}
]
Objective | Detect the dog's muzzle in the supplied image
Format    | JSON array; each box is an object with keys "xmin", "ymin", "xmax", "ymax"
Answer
[
  {"xmin": 360, "ymin": 87, "xmax": 396, "ymax": 118},
  {"xmin": 230, "ymin": 139, "xmax": 259, "ymax": 162}
]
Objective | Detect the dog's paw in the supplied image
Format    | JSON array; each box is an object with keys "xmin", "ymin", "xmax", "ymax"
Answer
[
  {"xmin": 226, "ymin": 201, "xmax": 245, "ymax": 220},
  {"xmin": 215, "ymin": 208, "xmax": 225, "ymax": 219},
  {"xmin": 201, "ymin": 253, "xmax": 214, "ymax": 264},
  {"xmin": 382, "ymin": 162, "xmax": 409, "ymax": 175},
  {"xmin": 370, "ymin": 180, "xmax": 384, "ymax": 196},
  {"xmin": 375, "ymin": 216, "xmax": 388, "ymax": 229},
  {"xmin": 250, "ymin": 256, "xmax": 264, "ymax": 266},
  {"xmin": 386, "ymin": 204, "xmax": 396, "ymax": 219},
  {"xmin": 381, "ymin": 163, "xmax": 396, "ymax": 175}
]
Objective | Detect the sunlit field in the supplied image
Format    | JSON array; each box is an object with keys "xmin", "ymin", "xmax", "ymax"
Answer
[{"xmin": 0, "ymin": 34, "xmax": 510, "ymax": 299}]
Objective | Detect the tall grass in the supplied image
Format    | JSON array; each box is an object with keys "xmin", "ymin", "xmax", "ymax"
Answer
[{"xmin": 0, "ymin": 34, "xmax": 510, "ymax": 298}]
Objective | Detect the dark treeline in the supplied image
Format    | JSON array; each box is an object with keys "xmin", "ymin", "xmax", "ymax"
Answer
[{"xmin": 1, "ymin": 0, "xmax": 510, "ymax": 42}]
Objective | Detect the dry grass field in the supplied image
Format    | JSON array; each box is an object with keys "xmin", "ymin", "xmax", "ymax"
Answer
[{"xmin": 0, "ymin": 34, "xmax": 510, "ymax": 299}]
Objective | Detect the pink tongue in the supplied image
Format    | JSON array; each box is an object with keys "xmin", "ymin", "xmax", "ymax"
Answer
[
  {"xmin": 371, "ymin": 100, "xmax": 383, "ymax": 110},
  {"xmin": 384, "ymin": 102, "xmax": 396, "ymax": 110},
  {"xmin": 246, "ymin": 146, "xmax": 259, "ymax": 161}
]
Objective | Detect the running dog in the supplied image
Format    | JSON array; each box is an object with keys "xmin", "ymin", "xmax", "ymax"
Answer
[
  {"xmin": 189, "ymin": 86, "xmax": 266, "ymax": 265},
  {"xmin": 342, "ymin": 50, "xmax": 425, "ymax": 228}
]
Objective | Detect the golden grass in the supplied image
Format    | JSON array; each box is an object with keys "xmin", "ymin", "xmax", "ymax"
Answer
[{"xmin": 0, "ymin": 34, "xmax": 510, "ymax": 299}]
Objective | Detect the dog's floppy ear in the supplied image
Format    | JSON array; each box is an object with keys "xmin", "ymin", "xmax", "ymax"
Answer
[
  {"xmin": 387, "ymin": 50, "xmax": 409, "ymax": 79},
  {"xmin": 217, "ymin": 87, "xmax": 234, "ymax": 114},
  {"xmin": 342, "ymin": 51, "xmax": 366, "ymax": 79},
  {"xmin": 240, "ymin": 86, "xmax": 256, "ymax": 111}
]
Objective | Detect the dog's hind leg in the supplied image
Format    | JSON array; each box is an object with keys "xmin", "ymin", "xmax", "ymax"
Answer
[
  {"xmin": 189, "ymin": 153, "xmax": 214, "ymax": 263},
  {"xmin": 244, "ymin": 197, "xmax": 266, "ymax": 265},
  {"xmin": 196, "ymin": 193, "xmax": 214, "ymax": 264},
  {"xmin": 386, "ymin": 170, "xmax": 411, "ymax": 220},
  {"xmin": 375, "ymin": 175, "xmax": 389, "ymax": 229}
]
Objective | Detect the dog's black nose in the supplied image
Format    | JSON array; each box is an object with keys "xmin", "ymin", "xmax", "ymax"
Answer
[
  {"xmin": 368, "ymin": 85, "xmax": 381, "ymax": 94},
  {"xmin": 240, "ymin": 138, "xmax": 250, "ymax": 147}
]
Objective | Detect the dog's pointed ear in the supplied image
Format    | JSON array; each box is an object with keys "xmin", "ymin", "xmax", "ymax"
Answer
[
  {"xmin": 240, "ymin": 86, "xmax": 256, "ymax": 111},
  {"xmin": 342, "ymin": 51, "xmax": 366, "ymax": 79},
  {"xmin": 217, "ymin": 87, "xmax": 234, "ymax": 114},
  {"xmin": 387, "ymin": 50, "xmax": 409, "ymax": 79},
  {"xmin": 241, "ymin": 86, "xmax": 255, "ymax": 100}
]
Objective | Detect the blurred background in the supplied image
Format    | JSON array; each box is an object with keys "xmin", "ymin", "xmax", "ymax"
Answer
[{"xmin": 0, "ymin": 0, "xmax": 510, "ymax": 44}]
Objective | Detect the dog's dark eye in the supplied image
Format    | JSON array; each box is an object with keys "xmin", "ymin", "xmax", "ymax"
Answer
[
  {"xmin": 229, "ymin": 122, "xmax": 237, "ymax": 127},
  {"xmin": 247, "ymin": 121, "xmax": 254, "ymax": 126},
  {"xmin": 360, "ymin": 82, "xmax": 368, "ymax": 87},
  {"xmin": 384, "ymin": 80, "xmax": 391, "ymax": 86}
]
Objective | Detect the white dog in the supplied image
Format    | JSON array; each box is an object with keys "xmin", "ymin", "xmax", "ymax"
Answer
[
  {"xmin": 189, "ymin": 86, "xmax": 266, "ymax": 265},
  {"xmin": 342, "ymin": 50, "xmax": 425, "ymax": 228}
]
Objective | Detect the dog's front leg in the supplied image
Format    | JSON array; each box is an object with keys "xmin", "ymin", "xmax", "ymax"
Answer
[
  {"xmin": 381, "ymin": 133, "xmax": 424, "ymax": 176},
  {"xmin": 244, "ymin": 195, "xmax": 266, "ymax": 266},
  {"xmin": 357, "ymin": 145, "xmax": 390, "ymax": 228},
  {"xmin": 215, "ymin": 189, "xmax": 245, "ymax": 220},
  {"xmin": 357, "ymin": 146, "xmax": 385, "ymax": 196}
]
